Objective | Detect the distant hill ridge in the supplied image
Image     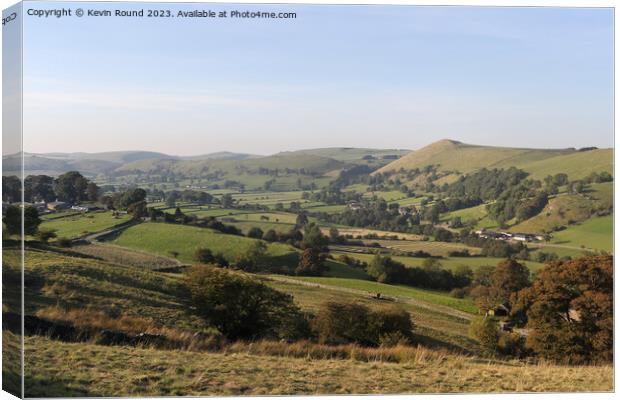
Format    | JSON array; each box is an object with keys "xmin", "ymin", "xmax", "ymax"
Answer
[{"xmin": 377, "ymin": 139, "xmax": 612, "ymax": 180}]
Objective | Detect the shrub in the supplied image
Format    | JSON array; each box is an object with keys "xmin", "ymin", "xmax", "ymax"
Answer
[
  {"xmin": 312, "ymin": 301, "xmax": 414, "ymax": 347},
  {"xmin": 449, "ymin": 288, "xmax": 466, "ymax": 299},
  {"xmin": 185, "ymin": 266, "xmax": 308, "ymax": 340},
  {"xmin": 36, "ymin": 228, "xmax": 57, "ymax": 244},
  {"xmin": 247, "ymin": 227, "xmax": 264, "ymax": 239},
  {"xmin": 194, "ymin": 248, "xmax": 228, "ymax": 267},
  {"xmin": 497, "ymin": 332, "xmax": 527, "ymax": 358},
  {"xmin": 56, "ymin": 237, "xmax": 72, "ymax": 248},
  {"xmin": 468, "ymin": 317, "xmax": 499, "ymax": 351}
]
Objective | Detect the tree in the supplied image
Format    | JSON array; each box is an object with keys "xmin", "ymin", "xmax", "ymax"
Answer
[
  {"xmin": 86, "ymin": 182, "xmax": 100, "ymax": 202},
  {"xmin": 366, "ymin": 254, "xmax": 408, "ymax": 284},
  {"xmin": 3, "ymin": 205, "xmax": 21, "ymax": 236},
  {"xmin": 295, "ymin": 223, "xmax": 328, "ymax": 276},
  {"xmin": 468, "ymin": 317, "xmax": 499, "ymax": 351},
  {"xmin": 185, "ymin": 266, "xmax": 308, "ymax": 340},
  {"xmin": 263, "ymin": 229, "xmax": 278, "ymax": 242},
  {"xmin": 512, "ymin": 256, "xmax": 612, "ymax": 364},
  {"xmin": 221, "ymin": 193, "xmax": 234, "ymax": 208},
  {"xmin": 24, "ymin": 175, "xmax": 55, "ymax": 202},
  {"xmin": 54, "ymin": 171, "xmax": 89, "ymax": 203},
  {"xmin": 295, "ymin": 212, "xmax": 309, "ymax": 228},
  {"xmin": 296, "ymin": 247, "xmax": 326, "ymax": 276},
  {"xmin": 194, "ymin": 248, "xmax": 216, "ymax": 264},
  {"xmin": 247, "ymin": 227, "xmax": 264, "ymax": 239},
  {"xmin": 165, "ymin": 195, "xmax": 176, "ymax": 208},
  {"xmin": 471, "ymin": 259, "xmax": 529, "ymax": 313},
  {"xmin": 235, "ymin": 241, "xmax": 267, "ymax": 272},
  {"xmin": 36, "ymin": 228, "xmax": 57, "ymax": 243},
  {"xmin": 2, "ymin": 175, "xmax": 21, "ymax": 203}
]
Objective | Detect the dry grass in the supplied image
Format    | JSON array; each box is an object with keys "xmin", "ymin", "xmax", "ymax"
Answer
[
  {"xmin": 71, "ymin": 243, "xmax": 181, "ymax": 270},
  {"xmin": 226, "ymin": 340, "xmax": 455, "ymax": 364},
  {"xmin": 23, "ymin": 333, "xmax": 613, "ymax": 397}
]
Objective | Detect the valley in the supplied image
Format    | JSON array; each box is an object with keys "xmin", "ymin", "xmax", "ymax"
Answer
[{"xmin": 3, "ymin": 139, "xmax": 614, "ymax": 396}]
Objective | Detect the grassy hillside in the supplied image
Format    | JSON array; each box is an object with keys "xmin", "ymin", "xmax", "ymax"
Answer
[
  {"xmin": 509, "ymin": 183, "xmax": 612, "ymax": 234},
  {"xmin": 22, "ymin": 334, "xmax": 612, "ymax": 396},
  {"xmin": 6, "ymin": 244, "xmax": 612, "ymax": 396},
  {"xmin": 112, "ymin": 222, "xmax": 297, "ymax": 264},
  {"xmin": 513, "ymin": 149, "xmax": 613, "ymax": 181},
  {"xmin": 377, "ymin": 140, "xmax": 575, "ymax": 175},
  {"xmin": 548, "ymin": 215, "xmax": 613, "ymax": 252},
  {"xmin": 41, "ymin": 212, "xmax": 132, "ymax": 239}
]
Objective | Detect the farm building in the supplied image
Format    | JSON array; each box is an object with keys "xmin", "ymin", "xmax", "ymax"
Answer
[
  {"xmin": 347, "ymin": 201, "xmax": 363, "ymax": 211},
  {"xmin": 46, "ymin": 201, "xmax": 69, "ymax": 211}
]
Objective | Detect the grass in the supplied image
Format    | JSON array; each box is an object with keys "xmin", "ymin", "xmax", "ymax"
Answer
[
  {"xmin": 284, "ymin": 275, "xmax": 478, "ymax": 314},
  {"xmin": 331, "ymin": 249, "xmax": 544, "ymax": 273},
  {"xmin": 40, "ymin": 211, "xmax": 131, "ymax": 239},
  {"xmin": 549, "ymin": 215, "xmax": 613, "ymax": 252},
  {"xmin": 70, "ymin": 243, "xmax": 181, "ymax": 270},
  {"xmin": 377, "ymin": 140, "xmax": 575, "ymax": 175},
  {"xmin": 515, "ymin": 148, "xmax": 613, "ymax": 181},
  {"xmin": 112, "ymin": 222, "xmax": 297, "ymax": 264},
  {"xmin": 23, "ymin": 335, "xmax": 612, "ymax": 396},
  {"xmin": 367, "ymin": 239, "xmax": 482, "ymax": 257},
  {"xmin": 3, "ymin": 247, "xmax": 203, "ymax": 331},
  {"xmin": 509, "ymin": 186, "xmax": 612, "ymax": 235}
]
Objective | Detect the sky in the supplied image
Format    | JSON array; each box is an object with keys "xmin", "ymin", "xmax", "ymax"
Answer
[{"xmin": 18, "ymin": 2, "xmax": 614, "ymax": 156}]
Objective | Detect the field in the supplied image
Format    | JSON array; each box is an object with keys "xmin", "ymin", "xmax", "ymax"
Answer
[
  {"xmin": 40, "ymin": 211, "xmax": 132, "ymax": 239},
  {"xmin": 331, "ymin": 249, "xmax": 545, "ymax": 273},
  {"xmin": 285, "ymin": 275, "xmax": 478, "ymax": 314},
  {"xmin": 549, "ymin": 215, "xmax": 613, "ymax": 252},
  {"xmin": 366, "ymin": 239, "xmax": 482, "ymax": 256},
  {"xmin": 111, "ymin": 222, "xmax": 297, "ymax": 264}
]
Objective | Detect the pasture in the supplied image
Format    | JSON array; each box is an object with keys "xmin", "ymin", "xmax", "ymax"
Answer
[
  {"xmin": 40, "ymin": 211, "xmax": 132, "ymax": 239},
  {"xmin": 111, "ymin": 222, "xmax": 297, "ymax": 264},
  {"xmin": 549, "ymin": 215, "xmax": 613, "ymax": 252}
]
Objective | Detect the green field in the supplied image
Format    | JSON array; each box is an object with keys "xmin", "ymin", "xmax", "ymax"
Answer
[
  {"xmin": 368, "ymin": 239, "xmax": 482, "ymax": 256},
  {"xmin": 549, "ymin": 215, "xmax": 613, "ymax": 252},
  {"xmin": 331, "ymin": 249, "xmax": 544, "ymax": 273},
  {"xmin": 112, "ymin": 222, "xmax": 297, "ymax": 264},
  {"xmin": 41, "ymin": 212, "xmax": 132, "ymax": 239},
  {"xmin": 285, "ymin": 275, "xmax": 477, "ymax": 314}
]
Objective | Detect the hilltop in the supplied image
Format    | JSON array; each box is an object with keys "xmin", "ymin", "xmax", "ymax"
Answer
[{"xmin": 376, "ymin": 139, "xmax": 611, "ymax": 180}]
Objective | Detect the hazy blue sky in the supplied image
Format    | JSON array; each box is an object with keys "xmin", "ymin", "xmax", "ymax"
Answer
[{"xmin": 21, "ymin": 2, "xmax": 613, "ymax": 155}]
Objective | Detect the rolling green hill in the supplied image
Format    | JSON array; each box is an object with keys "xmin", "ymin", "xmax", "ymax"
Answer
[{"xmin": 377, "ymin": 140, "xmax": 611, "ymax": 181}]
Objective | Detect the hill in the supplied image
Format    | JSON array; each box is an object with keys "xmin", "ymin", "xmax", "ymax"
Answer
[
  {"xmin": 4, "ymin": 245, "xmax": 612, "ymax": 396},
  {"xmin": 114, "ymin": 153, "xmax": 346, "ymax": 177},
  {"xmin": 378, "ymin": 139, "xmax": 585, "ymax": 173},
  {"xmin": 282, "ymin": 148, "xmax": 410, "ymax": 163}
]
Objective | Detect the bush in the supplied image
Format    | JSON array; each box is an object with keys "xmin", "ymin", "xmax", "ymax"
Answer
[
  {"xmin": 185, "ymin": 266, "xmax": 309, "ymax": 340},
  {"xmin": 194, "ymin": 248, "xmax": 228, "ymax": 267},
  {"xmin": 247, "ymin": 227, "xmax": 264, "ymax": 239},
  {"xmin": 449, "ymin": 288, "xmax": 466, "ymax": 299},
  {"xmin": 56, "ymin": 237, "xmax": 72, "ymax": 248},
  {"xmin": 312, "ymin": 301, "xmax": 414, "ymax": 347},
  {"xmin": 468, "ymin": 317, "xmax": 499, "ymax": 351},
  {"xmin": 36, "ymin": 228, "xmax": 57, "ymax": 243},
  {"xmin": 497, "ymin": 332, "xmax": 527, "ymax": 358}
]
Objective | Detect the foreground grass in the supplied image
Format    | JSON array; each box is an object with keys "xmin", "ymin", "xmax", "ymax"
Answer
[{"xmin": 24, "ymin": 335, "xmax": 612, "ymax": 396}]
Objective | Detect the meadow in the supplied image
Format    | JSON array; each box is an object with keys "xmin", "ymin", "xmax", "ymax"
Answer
[
  {"xmin": 111, "ymin": 222, "xmax": 297, "ymax": 264},
  {"xmin": 40, "ymin": 211, "xmax": 132, "ymax": 239}
]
